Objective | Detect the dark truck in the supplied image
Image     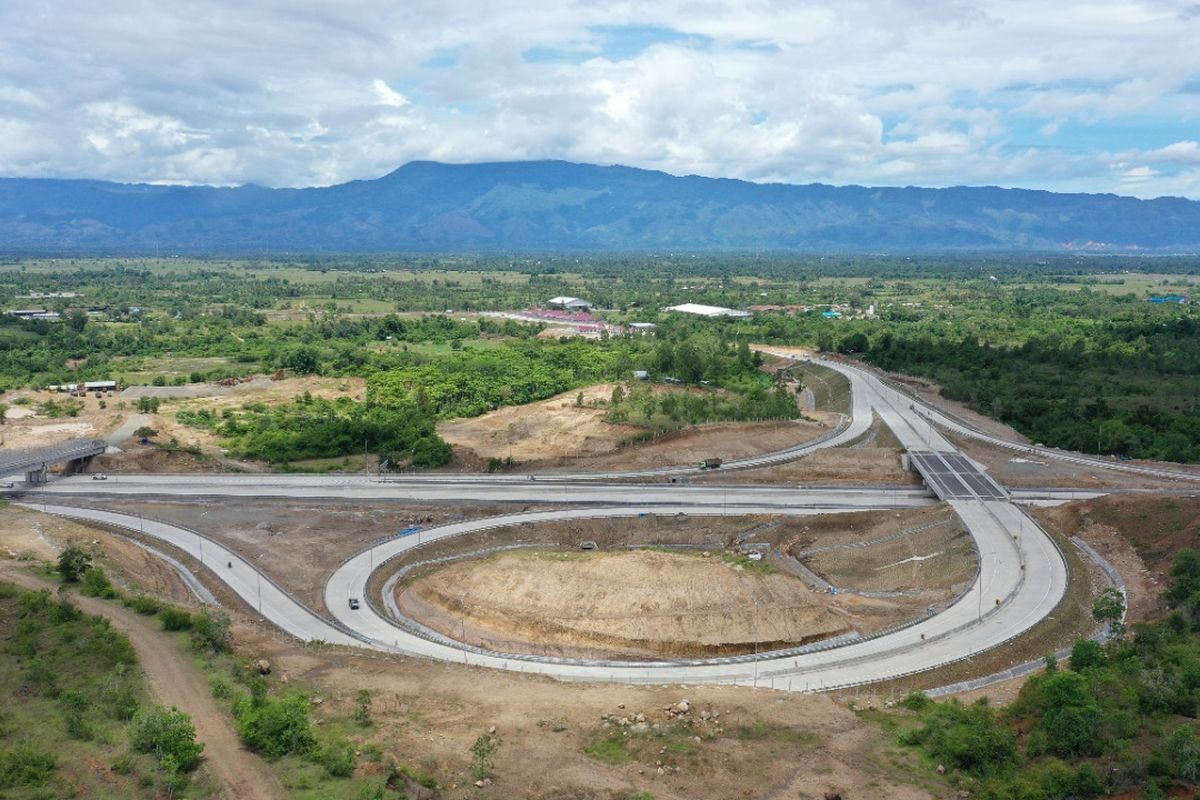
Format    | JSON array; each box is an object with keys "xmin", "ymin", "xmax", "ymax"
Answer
[{"xmin": 697, "ymin": 457, "xmax": 723, "ymax": 470}]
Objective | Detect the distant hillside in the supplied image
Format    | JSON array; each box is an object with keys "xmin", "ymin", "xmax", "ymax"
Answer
[{"xmin": 1, "ymin": 160, "xmax": 1198, "ymax": 252}]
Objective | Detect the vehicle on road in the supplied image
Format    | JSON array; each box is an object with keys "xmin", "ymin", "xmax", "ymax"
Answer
[
  {"xmin": 0, "ymin": 482, "xmax": 13, "ymax": 489},
  {"xmin": 698, "ymin": 457, "xmax": 723, "ymax": 469},
  {"xmin": 348, "ymin": 597, "xmax": 361, "ymax": 610},
  {"xmin": 92, "ymin": 473, "xmax": 107, "ymax": 480},
  {"xmin": 579, "ymin": 540, "xmax": 598, "ymax": 551}
]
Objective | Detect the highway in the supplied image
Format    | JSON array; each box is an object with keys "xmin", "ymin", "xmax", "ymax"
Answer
[
  {"xmin": 28, "ymin": 474, "xmax": 932, "ymax": 509},
  {"xmin": 15, "ymin": 355, "xmax": 1074, "ymax": 692},
  {"xmin": 909, "ymin": 392, "xmax": 1200, "ymax": 484}
]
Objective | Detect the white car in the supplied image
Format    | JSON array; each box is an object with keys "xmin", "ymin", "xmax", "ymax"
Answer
[{"xmin": 92, "ymin": 473, "xmax": 108, "ymax": 481}]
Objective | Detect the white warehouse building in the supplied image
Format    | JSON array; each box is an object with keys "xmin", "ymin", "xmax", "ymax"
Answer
[
  {"xmin": 547, "ymin": 296, "xmax": 592, "ymax": 311},
  {"xmin": 663, "ymin": 303, "xmax": 751, "ymax": 318}
]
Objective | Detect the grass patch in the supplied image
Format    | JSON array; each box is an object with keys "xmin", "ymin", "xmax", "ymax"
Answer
[
  {"xmin": 729, "ymin": 720, "xmax": 819, "ymax": 745},
  {"xmin": 719, "ymin": 553, "xmax": 775, "ymax": 574},
  {"xmin": 585, "ymin": 736, "xmax": 637, "ymax": 764}
]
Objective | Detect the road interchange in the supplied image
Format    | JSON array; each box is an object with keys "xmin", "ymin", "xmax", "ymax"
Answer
[{"xmin": 12, "ymin": 355, "xmax": 1090, "ymax": 692}]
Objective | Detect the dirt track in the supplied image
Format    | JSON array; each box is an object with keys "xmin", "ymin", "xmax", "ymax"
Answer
[{"xmin": 0, "ymin": 568, "xmax": 284, "ymax": 800}]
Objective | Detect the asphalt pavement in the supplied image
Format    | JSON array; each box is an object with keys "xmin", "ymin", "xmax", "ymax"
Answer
[{"xmin": 17, "ymin": 356, "xmax": 1073, "ymax": 692}]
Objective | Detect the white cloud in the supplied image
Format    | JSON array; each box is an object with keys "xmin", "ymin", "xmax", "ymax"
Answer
[
  {"xmin": 0, "ymin": 0, "xmax": 1197, "ymax": 196},
  {"xmin": 371, "ymin": 79, "xmax": 409, "ymax": 108}
]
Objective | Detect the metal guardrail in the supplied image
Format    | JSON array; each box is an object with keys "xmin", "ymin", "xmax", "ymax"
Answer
[
  {"xmin": 22, "ymin": 501, "xmax": 374, "ymax": 647},
  {"xmin": 0, "ymin": 438, "xmax": 107, "ymax": 475}
]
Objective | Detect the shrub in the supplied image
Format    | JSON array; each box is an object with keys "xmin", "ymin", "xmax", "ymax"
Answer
[
  {"xmin": 160, "ymin": 607, "xmax": 193, "ymax": 631},
  {"xmin": 80, "ymin": 566, "xmax": 117, "ymax": 598},
  {"xmin": 57, "ymin": 544, "xmax": 92, "ymax": 583},
  {"xmin": 312, "ymin": 738, "xmax": 357, "ymax": 777},
  {"xmin": 192, "ymin": 608, "xmax": 232, "ymax": 652},
  {"xmin": 899, "ymin": 692, "xmax": 933, "ymax": 712},
  {"xmin": 354, "ymin": 688, "xmax": 372, "ymax": 727},
  {"xmin": 60, "ymin": 689, "xmax": 94, "ymax": 740},
  {"xmin": 1069, "ymin": 639, "xmax": 1106, "ymax": 671},
  {"xmin": 126, "ymin": 595, "xmax": 161, "ymax": 615},
  {"xmin": 131, "ymin": 705, "xmax": 204, "ymax": 772},
  {"xmin": 235, "ymin": 695, "xmax": 316, "ymax": 758},
  {"xmin": 469, "ymin": 733, "xmax": 499, "ymax": 780},
  {"xmin": 0, "ymin": 746, "xmax": 57, "ymax": 789},
  {"xmin": 899, "ymin": 700, "xmax": 1017, "ymax": 776}
]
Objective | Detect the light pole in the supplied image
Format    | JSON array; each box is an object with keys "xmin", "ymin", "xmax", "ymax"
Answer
[{"xmin": 751, "ymin": 590, "xmax": 760, "ymax": 687}]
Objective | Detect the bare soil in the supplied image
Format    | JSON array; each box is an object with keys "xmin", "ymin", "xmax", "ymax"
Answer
[
  {"xmin": 1, "ymin": 376, "xmax": 365, "ymax": 472},
  {"xmin": 1034, "ymin": 494, "xmax": 1200, "ymax": 623},
  {"xmin": 700, "ymin": 444, "xmax": 919, "ymax": 486},
  {"xmin": 378, "ymin": 506, "xmax": 969, "ymax": 662},
  {"xmin": 399, "ymin": 549, "xmax": 851, "ymax": 659},
  {"xmin": 6, "ymin": 505, "xmax": 944, "ymax": 800},
  {"xmin": 437, "ymin": 383, "xmax": 643, "ymax": 461},
  {"xmin": 97, "ymin": 498, "xmax": 537, "ymax": 616},
  {"xmin": 0, "ymin": 504, "xmax": 198, "ymax": 605},
  {"xmin": 949, "ymin": 432, "xmax": 1200, "ymax": 490},
  {"xmin": 438, "ymin": 381, "xmax": 834, "ymax": 472}
]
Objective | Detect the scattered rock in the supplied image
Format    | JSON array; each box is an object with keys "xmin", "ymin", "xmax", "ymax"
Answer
[
  {"xmin": 255, "ymin": 658, "xmax": 271, "ymax": 675},
  {"xmin": 475, "ymin": 778, "xmax": 492, "ymax": 788},
  {"xmin": 487, "ymin": 725, "xmax": 497, "ymax": 735},
  {"xmin": 936, "ymin": 764, "xmax": 946, "ymax": 775},
  {"xmin": 656, "ymin": 767, "xmax": 665, "ymax": 776},
  {"xmin": 635, "ymin": 713, "xmax": 646, "ymax": 723},
  {"xmin": 617, "ymin": 703, "xmax": 625, "ymax": 709},
  {"xmin": 824, "ymin": 792, "xmax": 843, "ymax": 800}
]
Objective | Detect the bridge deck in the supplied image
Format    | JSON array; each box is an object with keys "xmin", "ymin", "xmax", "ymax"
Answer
[
  {"xmin": 909, "ymin": 450, "xmax": 1007, "ymax": 501},
  {"xmin": 0, "ymin": 439, "xmax": 108, "ymax": 477}
]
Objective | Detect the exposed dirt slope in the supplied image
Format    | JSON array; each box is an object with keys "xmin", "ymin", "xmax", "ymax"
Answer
[{"xmin": 401, "ymin": 549, "xmax": 851, "ymax": 659}]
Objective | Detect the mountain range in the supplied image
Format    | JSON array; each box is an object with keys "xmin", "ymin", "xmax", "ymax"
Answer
[{"xmin": 1, "ymin": 160, "xmax": 1198, "ymax": 253}]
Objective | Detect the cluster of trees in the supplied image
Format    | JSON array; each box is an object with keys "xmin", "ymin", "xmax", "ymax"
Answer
[
  {"xmin": 839, "ymin": 315, "xmax": 1200, "ymax": 462},
  {"xmin": 367, "ymin": 336, "xmax": 786, "ymax": 422},
  {"xmin": 178, "ymin": 394, "xmax": 452, "ymax": 467},
  {"xmin": 607, "ymin": 382, "xmax": 800, "ymax": 429},
  {"xmin": 900, "ymin": 547, "xmax": 1200, "ymax": 798}
]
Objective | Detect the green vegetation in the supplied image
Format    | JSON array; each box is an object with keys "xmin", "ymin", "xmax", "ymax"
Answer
[
  {"xmin": 55, "ymin": 543, "xmax": 92, "ymax": 583},
  {"xmin": 0, "ymin": 582, "xmax": 204, "ymax": 798},
  {"xmin": 180, "ymin": 394, "xmax": 452, "ymax": 467},
  {"xmin": 895, "ymin": 547, "xmax": 1200, "ymax": 798},
  {"xmin": 3, "ymin": 255, "xmax": 1199, "ymax": 463}
]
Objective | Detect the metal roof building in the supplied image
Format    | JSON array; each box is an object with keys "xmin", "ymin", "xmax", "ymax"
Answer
[{"xmin": 663, "ymin": 303, "xmax": 751, "ymax": 318}]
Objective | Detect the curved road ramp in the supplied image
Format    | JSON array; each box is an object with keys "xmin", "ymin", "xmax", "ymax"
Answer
[{"xmin": 20, "ymin": 358, "xmax": 1070, "ymax": 693}]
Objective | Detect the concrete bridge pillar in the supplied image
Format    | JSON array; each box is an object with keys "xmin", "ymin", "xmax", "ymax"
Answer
[{"xmin": 25, "ymin": 465, "xmax": 47, "ymax": 484}]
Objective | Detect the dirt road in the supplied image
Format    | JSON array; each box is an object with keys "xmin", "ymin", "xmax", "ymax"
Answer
[{"xmin": 0, "ymin": 567, "xmax": 284, "ymax": 800}]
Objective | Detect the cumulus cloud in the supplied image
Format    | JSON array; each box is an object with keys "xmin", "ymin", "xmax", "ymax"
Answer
[{"xmin": 0, "ymin": 0, "xmax": 1198, "ymax": 196}]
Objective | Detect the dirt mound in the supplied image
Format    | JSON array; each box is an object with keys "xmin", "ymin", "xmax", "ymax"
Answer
[
  {"xmin": 398, "ymin": 549, "xmax": 851, "ymax": 659},
  {"xmin": 437, "ymin": 383, "xmax": 642, "ymax": 461},
  {"xmin": 437, "ymin": 382, "xmax": 833, "ymax": 469}
]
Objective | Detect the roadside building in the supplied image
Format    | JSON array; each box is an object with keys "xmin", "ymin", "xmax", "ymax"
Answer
[
  {"xmin": 547, "ymin": 296, "xmax": 592, "ymax": 311},
  {"xmin": 663, "ymin": 303, "xmax": 751, "ymax": 318}
]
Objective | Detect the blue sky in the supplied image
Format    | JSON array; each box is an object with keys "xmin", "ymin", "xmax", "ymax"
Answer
[{"xmin": 1, "ymin": 1, "xmax": 1198, "ymax": 198}]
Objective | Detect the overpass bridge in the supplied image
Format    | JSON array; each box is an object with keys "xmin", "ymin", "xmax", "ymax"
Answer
[
  {"xmin": 0, "ymin": 439, "xmax": 108, "ymax": 484},
  {"xmin": 908, "ymin": 450, "xmax": 1008, "ymax": 501}
]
